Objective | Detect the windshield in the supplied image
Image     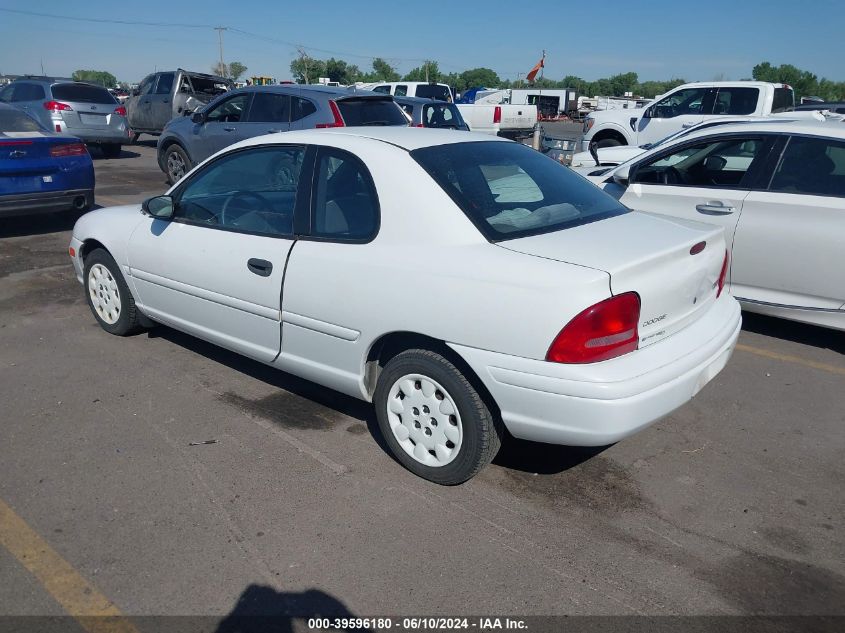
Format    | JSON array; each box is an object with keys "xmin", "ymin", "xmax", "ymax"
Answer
[
  {"xmin": 335, "ymin": 98, "xmax": 408, "ymax": 126},
  {"xmin": 0, "ymin": 109, "xmax": 44, "ymax": 133},
  {"xmin": 413, "ymin": 141, "xmax": 628, "ymax": 241},
  {"xmin": 51, "ymin": 83, "xmax": 117, "ymax": 104}
]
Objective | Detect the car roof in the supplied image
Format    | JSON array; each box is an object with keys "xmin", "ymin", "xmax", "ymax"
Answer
[
  {"xmin": 394, "ymin": 96, "xmax": 452, "ymax": 106},
  {"xmin": 229, "ymin": 84, "xmax": 389, "ymax": 98},
  {"xmin": 673, "ymin": 118, "xmax": 845, "ymax": 142},
  {"xmin": 236, "ymin": 127, "xmax": 509, "ymax": 152}
]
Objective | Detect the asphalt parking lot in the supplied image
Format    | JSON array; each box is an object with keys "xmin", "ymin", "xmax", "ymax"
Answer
[{"xmin": 1, "ymin": 140, "xmax": 843, "ymax": 627}]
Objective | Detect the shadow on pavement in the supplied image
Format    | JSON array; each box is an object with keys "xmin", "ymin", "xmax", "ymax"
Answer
[
  {"xmin": 493, "ymin": 434, "xmax": 607, "ymax": 475},
  {"xmin": 741, "ymin": 312, "xmax": 845, "ymax": 355},
  {"xmin": 0, "ymin": 208, "xmax": 87, "ymax": 238},
  {"xmin": 214, "ymin": 585, "xmax": 372, "ymax": 633},
  {"xmin": 90, "ymin": 147, "xmax": 142, "ymax": 160}
]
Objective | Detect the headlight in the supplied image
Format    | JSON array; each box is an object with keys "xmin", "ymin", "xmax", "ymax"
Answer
[{"xmin": 583, "ymin": 118, "xmax": 595, "ymax": 134}]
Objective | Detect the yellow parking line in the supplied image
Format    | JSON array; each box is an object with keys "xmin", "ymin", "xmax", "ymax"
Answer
[
  {"xmin": 0, "ymin": 497, "xmax": 138, "ymax": 633},
  {"xmin": 735, "ymin": 343, "xmax": 845, "ymax": 376}
]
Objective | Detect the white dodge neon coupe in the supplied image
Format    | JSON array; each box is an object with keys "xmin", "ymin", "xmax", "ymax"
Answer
[{"xmin": 69, "ymin": 128, "xmax": 741, "ymax": 484}]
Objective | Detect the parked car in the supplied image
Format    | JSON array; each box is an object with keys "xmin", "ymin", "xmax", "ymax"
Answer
[
  {"xmin": 587, "ymin": 120, "xmax": 845, "ymax": 330},
  {"xmin": 69, "ymin": 128, "xmax": 740, "ymax": 484},
  {"xmin": 456, "ymin": 102, "xmax": 537, "ymax": 139},
  {"xmin": 793, "ymin": 101, "xmax": 845, "ymax": 115},
  {"xmin": 366, "ymin": 81, "xmax": 453, "ymax": 102},
  {"xmin": 0, "ymin": 78, "xmax": 129, "ymax": 157},
  {"xmin": 125, "ymin": 69, "xmax": 233, "ymax": 141},
  {"xmin": 156, "ymin": 85, "xmax": 409, "ymax": 183},
  {"xmin": 0, "ymin": 103, "xmax": 94, "ymax": 217},
  {"xmin": 581, "ymin": 82, "xmax": 795, "ymax": 150},
  {"xmin": 394, "ymin": 96, "xmax": 469, "ymax": 130}
]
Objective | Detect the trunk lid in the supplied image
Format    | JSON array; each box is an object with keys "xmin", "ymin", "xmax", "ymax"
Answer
[{"xmin": 498, "ymin": 212, "xmax": 726, "ymax": 347}]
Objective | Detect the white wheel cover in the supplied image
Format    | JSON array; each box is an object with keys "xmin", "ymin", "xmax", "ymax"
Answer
[
  {"xmin": 88, "ymin": 263, "xmax": 122, "ymax": 325},
  {"xmin": 386, "ymin": 373, "xmax": 463, "ymax": 467}
]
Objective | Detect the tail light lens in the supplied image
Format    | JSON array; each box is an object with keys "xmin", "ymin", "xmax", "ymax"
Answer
[
  {"xmin": 493, "ymin": 106, "xmax": 502, "ymax": 124},
  {"xmin": 44, "ymin": 101, "xmax": 73, "ymax": 112},
  {"xmin": 316, "ymin": 100, "xmax": 345, "ymax": 128},
  {"xmin": 546, "ymin": 292, "xmax": 641, "ymax": 364},
  {"xmin": 50, "ymin": 143, "xmax": 88, "ymax": 157},
  {"xmin": 717, "ymin": 250, "xmax": 729, "ymax": 297},
  {"xmin": 114, "ymin": 105, "xmax": 127, "ymax": 116}
]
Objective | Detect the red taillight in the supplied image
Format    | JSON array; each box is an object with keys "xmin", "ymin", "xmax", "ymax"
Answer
[
  {"xmin": 0, "ymin": 140, "xmax": 34, "ymax": 146},
  {"xmin": 316, "ymin": 100, "xmax": 345, "ymax": 128},
  {"xmin": 415, "ymin": 123, "xmax": 425, "ymax": 127},
  {"xmin": 114, "ymin": 105, "xmax": 127, "ymax": 116},
  {"xmin": 717, "ymin": 250, "xmax": 729, "ymax": 297},
  {"xmin": 50, "ymin": 143, "xmax": 88, "ymax": 157},
  {"xmin": 44, "ymin": 100, "xmax": 73, "ymax": 112},
  {"xmin": 546, "ymin": 292, "xmax": 641, "ymax": 364},
  {"xmin": 493, "ymin": 105, "xmax": 502, "ymax": 124}
]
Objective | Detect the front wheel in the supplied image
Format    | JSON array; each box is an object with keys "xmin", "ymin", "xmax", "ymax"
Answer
[
  {"xmin": 164, "ymin": 144, "xmax": 192, "ymax": 184},
  {"xmin": 83, "ymin": 248, "xmax": 142, "ymax": 336},
  {"xmin": 595, "ymin": 137, "xmax": 623, "ymax": 149},
  {"xmin": 374, "ymin": 349, "xmax": 502, "ymax": 485}
]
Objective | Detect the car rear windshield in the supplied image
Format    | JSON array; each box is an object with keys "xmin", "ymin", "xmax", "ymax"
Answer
[
  {"xmin": 51, "ymin": 83, "xmax": 117, "ymax": 104},
  {"xmin": 415, "ymin": 84, "xmax": 452, "ymax": 101},
  {"xmin": 422, "ymin": 103, "xmax": 466, "ymax": 129},
  {"xmin": 412, "ymin": 141, "xmax": 628, "ymax": 241},
  {"xmin": 0, "ymin": 109, "xmax": 43, "ymax": 133},
  {"xmin": 335, "ymin": 98, "xmax": 408, "ymax": 126}
]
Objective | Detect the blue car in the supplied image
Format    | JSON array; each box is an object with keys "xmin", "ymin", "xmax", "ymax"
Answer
[{"xmin": 0, "ymin": 102, "xmax": 94, "ymax": 217}]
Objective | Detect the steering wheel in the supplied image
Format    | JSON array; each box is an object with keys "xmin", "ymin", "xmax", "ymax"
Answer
[
  {"xmin": 220, "ymin": 190, "xmax": 271, "ymax": 225},
  {"xmin": 661, "ymin": 166, "xmax": 685, "ymax": 185}
]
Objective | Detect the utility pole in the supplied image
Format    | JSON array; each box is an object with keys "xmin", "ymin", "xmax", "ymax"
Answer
[
  {"xmin": 296, "ymin": 47, "xmax": 311, "ymax": 84},
  {"xmin": 214, "ymin": 27, "xmax": 227, "ymax": 77}
]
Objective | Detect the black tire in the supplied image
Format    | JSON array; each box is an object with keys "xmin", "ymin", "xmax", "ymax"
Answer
[
  {"xmin": 83, "ymin": 248, "xmax": 142, "ymax": 336},
  {"xmin": 374, "ymin": 349, "xmax": 502, "ymax": 485},
  {"xmin": 163, "ymin": 144, "xmax": 192, "ymax": 184},
  {"xmin": 595, "ymin": 137, "xmax": 623, "ymax": 149},
  {"xmin": 101, "ymin": 143, "xmax": 122, "ymax": 158},
  {"xmin": 130, "ymin": 132, "xmax": 141, "ymax": 144}
]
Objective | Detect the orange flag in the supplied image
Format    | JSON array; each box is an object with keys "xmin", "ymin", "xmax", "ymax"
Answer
[{"xmin": 526, "ymin": 56, "xmax": 544, "ymax": 82}]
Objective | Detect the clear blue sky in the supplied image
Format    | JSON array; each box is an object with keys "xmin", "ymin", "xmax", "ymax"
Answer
[{"xmin": 1, "ymin": 1, "xmax": 843, "ymax": 84}]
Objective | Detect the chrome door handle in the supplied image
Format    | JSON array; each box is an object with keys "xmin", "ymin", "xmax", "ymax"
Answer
[
  {"xmin": 267, "ymin": 129, "xmax": 282, "ymax": 133},
  {"xmin": 696, "ymin": 202, "xmax": 735, "ymax": 215}
]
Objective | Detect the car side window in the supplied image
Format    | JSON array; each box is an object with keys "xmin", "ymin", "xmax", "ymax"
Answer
[
  {"xmin": 769, "ymin": 136, "xmax": 845, "ymax": 197},
  {"xmin": 291, "ymin": 97, "xmax": 316, "ymax": 121},
  {"xmin": 394, "ymin": 85, "xmax": 408, "ymax": 97},
  {"xmin": 372, "ymin": 85, "xmax": 391, "ymax": 94},
  {"xmin": 0, "ymin": 85, "xmax": 11, "ymax": 102},
  {"xmin": 651, "ymin": 88, "xmax": 710, "ymax": 118},
  {"xmin": 632, "ymin": 137, "xmax": 767, "ymax": 188},
  {"xmin": 174, "ymin": 146, "xmax": 305, "ymax": 237},
  {"xmin": 205, "ymin": 93, "xmax": 250, "ymax": 123},
  {"xmin": 248, "ymin": 92, "xmax": 290, "ymax": 123},
  {"xmin": 155, "ymin": 73, "xmax": 175, "ymax": 95},
  {"xmin": 713, "ymin": 88, "xmax": 759, "ymax": 115},
  {"xmin": 312, "ymin": 149, "xmax": 379, "ymax": 241},
  {"xmin": 9, "ymin": 83, "xmax": 45, "ymax": 102},
  {"xmin": 138, "ymin": 75, "xmax": 155, "ymax": 95}
]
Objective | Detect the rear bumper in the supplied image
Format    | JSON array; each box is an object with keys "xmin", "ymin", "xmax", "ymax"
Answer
[
  {"xmin": 0, "ymin": 189, "xmax": 94, "ymax": 217},
  {"xmin": 57, "ymin": 122, "xmax": 128, "ymax": 144},
  {"xmin": 449, "ymin": 294, "xmax": 742, "ymax": 446}
]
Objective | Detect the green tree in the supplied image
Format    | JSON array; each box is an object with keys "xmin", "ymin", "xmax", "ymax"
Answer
[
  {"xmin": 753, "ymin": 61, "xmax": 818, "ymax": 101},
  {"xmin": 72, "ymin": 70, "xmax": 117, "ymax": 88},
  {"xmin": 608, "ymin": 72, "xmax": 639, "ymax": 96},
  {"xmin": 290, "ymin": 54, "xmax": 326, "ymax": 84},
  {"xmin": 228, "ymin": 61, "xmax": 248, "ymax": 82},
  {"xmin": 211, "ymin": 62, "xmax": 228, "ymax": 78},
  {"xmin": 403, "ymin": 61, "xmax": 440, "ymax": 83},
  {"xmin": 458, "ymin": 67, "xmax": 500, "ymax": 92},
  {"xmin": 324, "ymin": 58, "xmax": 360, "ymax": 85},
  {"xmin": 372, "ymin": 58, "xmax": 400, "ymax": 82}
]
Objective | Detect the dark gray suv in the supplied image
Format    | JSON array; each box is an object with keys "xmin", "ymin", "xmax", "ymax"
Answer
[
  {"xmin": 0, "ymin": 78, "xmax": 129, "ymax": 157},
  {"xmin": 156, "ymin": 85, "xmax": 409, "ymax": 183}
]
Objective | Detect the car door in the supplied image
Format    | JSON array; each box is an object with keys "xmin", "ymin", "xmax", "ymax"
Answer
[
  {"xmin": 190, "ymin": 92, "xmax": 253, "ymax": 161},
  {"xmin": 127, "ymin": 144, "xmax": 308, "ymax": 362},
  {"xmin": 239, "ymin": 91, "xmax": 292, "ymax": 136},
  {"xmin": 635, "ymin": 87, "xmax": 714, "ymax": 146},
  {"xmin": 148, "ymin": 72, "xmax": 176, "ymax": 130},
  {"xmin": 621, "ymin": 134, "xmax": 777, "ymax": 290},
  {"xmin": 731, "ymin": 134, "xmax": 845, "ymax": 310},
  {"xmin": 278, "ymin": 145, "xmax": 380, "ymax": 394},
  {"xmin": 127, "ymin": 74, "xmax": 156, "ymax": 130}
]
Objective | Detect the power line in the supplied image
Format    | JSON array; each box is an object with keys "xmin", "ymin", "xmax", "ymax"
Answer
[{"xmin": 0, "ymin": 7, "xmax": 214, "ymax": 29}]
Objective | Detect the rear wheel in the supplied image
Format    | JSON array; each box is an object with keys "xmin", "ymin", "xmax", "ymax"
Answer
[
  {"xmin": 595, "ymin": 137, "xmax": 623, "ymax": 149},
  {"xmin": 374, "ymin": 349, "xmax": 502, "ymax": 485},
  {"xmin": 164, "ymin": 144, "xmax": 192, "ymax": 184},
  {"xmin": 83, "ymin": 248, "xmax": 141, "ymax": 336},
  {"xmin": 101, "ymin": 143, "xmax": 122, "ymax": 158}
]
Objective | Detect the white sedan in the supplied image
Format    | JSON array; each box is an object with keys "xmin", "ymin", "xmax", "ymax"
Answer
[
  {"xmin": 69, "ymin": 128, "xmax": 740, "ymax": 484},
  {"xmin": 587, "ymin": 119, "xmax": 845, "ymax": 330}
]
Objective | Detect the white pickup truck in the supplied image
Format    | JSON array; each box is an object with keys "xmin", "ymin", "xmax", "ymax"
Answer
[
  {"xmin": 580, "ymin": 81, "xmax": 794, "ymax": 151},
  {"xmin": 456, "ymin": 103, "xmax": 538, "ymax": 139}
]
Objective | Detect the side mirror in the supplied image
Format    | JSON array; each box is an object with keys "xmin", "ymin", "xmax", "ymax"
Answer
[
  {"xmin": 191, "ymin": 111, "xmax": 205, "ymax": 124},
  {"xmin": 642, "ymin": 106, "xmax": 652, "ymax": 119},
  {"xmin": 612, "ymin": 163, "xmax": 631, "ymax": 186},
  {"xmin": 142, "ymin": 195, "xmax": 175, "ymax": 219}
]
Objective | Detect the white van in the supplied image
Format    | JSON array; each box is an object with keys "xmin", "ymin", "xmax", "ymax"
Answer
[{"xmin": 367, "ymin": 81, "xmax": 453, "ymax": 102}]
